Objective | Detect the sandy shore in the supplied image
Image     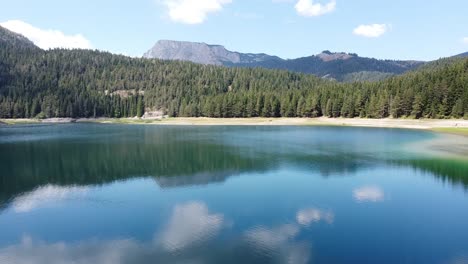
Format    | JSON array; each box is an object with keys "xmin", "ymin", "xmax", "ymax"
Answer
[
  {"xmin": 149, "ymin": 117, "xmax": 468, "ymax": 129},
  {"xmin": 1, "ymin": 117, "xmax": 468, "ymax": 134}
]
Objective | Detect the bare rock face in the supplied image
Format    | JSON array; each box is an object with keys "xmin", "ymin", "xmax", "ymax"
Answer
[
  {"xmin": 143, "ymin": 40, "xmax": 231, "ymax": 65},
  {"xmin": 317, "ymin": 51, "xmax": 354, "ymax": 62},
  {"xmin": 143, "ymin": 40, "xmax": 279, "ymax": 66}
]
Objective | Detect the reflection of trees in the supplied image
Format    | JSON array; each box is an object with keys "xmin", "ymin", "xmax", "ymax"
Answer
[
  {"xmin": 286, "ymin": 153, "xmax": 375, "ymax": 177},
  {"xmin": 394, "ymin": 158, "xmax": 468, "ymax": 188},
  {"xmin": 0, "ymin": 139, "xmax": 264, "ymax": 205},
  {"xmin": 155, "ymin": 170, "xmax": 239, "ymax": 188},
  {"xmin": 1, "ymin": 125, "xmax": 467, "ymax": 208},
  {"xmin": 0, "ymin": 137, "xmax": 379, "ymax": 207}
]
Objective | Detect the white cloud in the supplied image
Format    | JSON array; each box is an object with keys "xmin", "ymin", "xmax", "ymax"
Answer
[
  {"xmin": 12, "ymin": 185, "xmax": 89, "ymax": 213},
  {"xmin": 353, "ymin": 24, "xmax": 389, "ymax": 38},
  {"xmin": 0, "ymin": 20, "xmax": 92, "ymax": 50},
  {"xmin": 159, "ymin": 201, "xmax": 224, "ymax": 251},
  {"xmin": 462, "ymin": 37, "xmax": 468, "ymax": 45},
  {"xmin": 161, "ymin": 0, "xmax": 232, "ymax": 24},
  {"xmin": 296, "ymin": 208, "xmax": 334, "ymax": 226},
  {"xmin": 353, "ymin": 186, "xmax": 385, "ymax": 202},
  {"xmin": 294, "ymin": 0, "xmax": 336, "ymax": 17}
]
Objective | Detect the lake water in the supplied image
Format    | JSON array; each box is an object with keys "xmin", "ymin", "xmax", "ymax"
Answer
[{"xmin": 0, "ymin": 124, "xmax": 467, "ymax": 264}]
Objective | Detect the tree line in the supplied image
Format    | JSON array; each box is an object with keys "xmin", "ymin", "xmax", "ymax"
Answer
[{"xmin": 0, "ymin": 43, "xmax": 467, "ymax": 119}]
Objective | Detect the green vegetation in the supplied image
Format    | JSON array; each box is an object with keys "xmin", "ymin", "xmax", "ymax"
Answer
[
  {"xmin": 432, "ymin": 127, "xmax": 468, "ymax": 136},
  {"xmin": 0, "ymin": 26, "xmax": 467, "ymax": 119}
]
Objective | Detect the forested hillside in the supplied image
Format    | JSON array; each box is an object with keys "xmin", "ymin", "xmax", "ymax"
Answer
[{"xmin": 0, "ymin": 26, "xmax": 467, "ymax": 119}]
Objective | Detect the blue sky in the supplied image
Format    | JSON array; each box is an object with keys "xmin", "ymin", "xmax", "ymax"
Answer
[{"xmin": 1, "ymin": 0, "xmax": 467, "ymax": 60}]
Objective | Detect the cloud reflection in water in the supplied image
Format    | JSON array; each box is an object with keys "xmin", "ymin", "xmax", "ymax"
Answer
[
  {"xmin": 244, "ymin": 224, "xmax": 310, "ymax": 264},
  {"xmin": 1, "ymin": 201, "xmax": 337, "ymax": 264},
  {"xmin": 353, "ymin": 186, "xmax": 385, "ymax": 202},
  {"xmin": 0, "ymin": 200, "xmax": 225, "ymax": 263},
  {"xmin": 296, "ymin": 208, "xmax": 334, "ymax": 226},
  {"xmin": 12, "ymin": 185, "xmax": 89, "ymax": 213},
  {"xmin": 159, "ymin": 201, "xmax": 224, "ymax": 252}
]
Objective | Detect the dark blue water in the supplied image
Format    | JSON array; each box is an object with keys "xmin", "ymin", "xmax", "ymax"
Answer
[{"xmin": 0, "ymin": 124, "xmax": 467, "ymax": 264}]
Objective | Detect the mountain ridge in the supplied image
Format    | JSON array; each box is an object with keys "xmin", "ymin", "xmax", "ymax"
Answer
[
  {"xmin": 143, "ymin": 40, "xmax": 426, "ymax": 82},
  {"xmin": 0, "ymin": 26, "xmax": 462, "ymax": 83}
]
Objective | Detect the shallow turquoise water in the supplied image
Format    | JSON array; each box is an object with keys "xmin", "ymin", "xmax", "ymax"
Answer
[{"xmin": 0, "ymin": 124, "xmax": 467, "ymax": 264}]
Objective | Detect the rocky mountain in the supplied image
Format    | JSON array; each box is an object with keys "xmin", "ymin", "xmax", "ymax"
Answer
[
  {"xmin": 143, "ymin": 40, "xmax": 281, "ymax": 66},
  {"xmin": 143, "ymin": 40, "xmax": 426, "ymax": 82}
]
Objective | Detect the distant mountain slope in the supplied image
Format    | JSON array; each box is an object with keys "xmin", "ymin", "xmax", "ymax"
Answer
[
  {"xmin": 240, "ymin": 50, "xmax": 424, "ymax": 82},
  {"xmin": 0, "ymin": 26, "xmax": 38, "ymax": 50},
  {"xmin": 143, "ymin": 41, "xmax": 425, "ymax": 82},
  {"xmin": 453, "ymin": 52, "xmax": 468, "ymax": 58},
  {"xmin": 143, "ymin": 40, "xmax": 281, "ymax": 66}
]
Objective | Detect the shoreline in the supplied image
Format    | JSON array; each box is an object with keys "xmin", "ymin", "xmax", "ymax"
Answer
[{"xmin": 1, "ymin": 117, "xmax": 468, "ymax": 135}]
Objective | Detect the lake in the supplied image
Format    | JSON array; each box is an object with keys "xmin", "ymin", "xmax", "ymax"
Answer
[{"xmin": 0, "ymin": 124, "xmax": 467, "ymax": 264}]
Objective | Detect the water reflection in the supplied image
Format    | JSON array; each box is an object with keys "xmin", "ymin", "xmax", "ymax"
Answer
[
  {"xmin": 395, "ymin": 158, "xmax": 468, "ymax": 188},
  {"xmin": 154, "ymin": 171, "xmax": 237, "ymax": 188},
  {"xmin": 159, "ymin": 201, "xmax": 224, "ymax": 252},
  {"xmin": 11, "ymin": 185, "xmax": 89, "ymax": 213},
  {"xmin": 447, "ymin": 255, "xmax": 468, "ymax": 264},
  {"xmin": 245, "ymin": 224, "xmax": 310, "ymax": 264},
  {"xmin": 353, "ymin": 186, "xmax": 385, "ymax": 203},
  {"xmin": 1, "ymin": 124, "xmax": 466, "ymax": 211},
  {"xmin": 0, "ymin": 203, "xmax": 317, "ymax": 264},
  {"xmin": 0, "ymin": 125, "xmax": 389, "ymax": 208},
  {"xmin": 0, "ymin": 236, "xmax": 142, "ymax": 264},
  {"xmin": 0, "ymin": 200, "xmax": 227, "ymax": 264},
  {"xmin": 1, "ymin": 124, "xmax": 468, "ymax": 263},
  {"xmin": 245, "ymin": 224, "xmax": 300, "ymax": 251},
  {"xmin": 296, "ymin": 208, "xmax": 334, "ymax": 226}
]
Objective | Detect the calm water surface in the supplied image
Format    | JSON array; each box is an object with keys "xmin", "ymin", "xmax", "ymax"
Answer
[{"xmin": 0, "ymin": 124, "xmax": 467, "ymax": 264}]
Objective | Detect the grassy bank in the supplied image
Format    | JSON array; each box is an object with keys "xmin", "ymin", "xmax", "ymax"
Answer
[{"xmin": 431, "ymin": 127, "xmax": 468, "ymax": 136}]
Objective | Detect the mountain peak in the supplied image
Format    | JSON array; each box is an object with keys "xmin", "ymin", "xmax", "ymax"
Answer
[
  {"xmin": 144, "ymin": 40, "xmax": 233, "ymax": 65},
  {"xmin": 316, "ymin": 51, "xmax": 356, "ymax": 62},
  {"xmin": 143, "ymin": 40, "xmax": 279, "ymax": 66}
]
